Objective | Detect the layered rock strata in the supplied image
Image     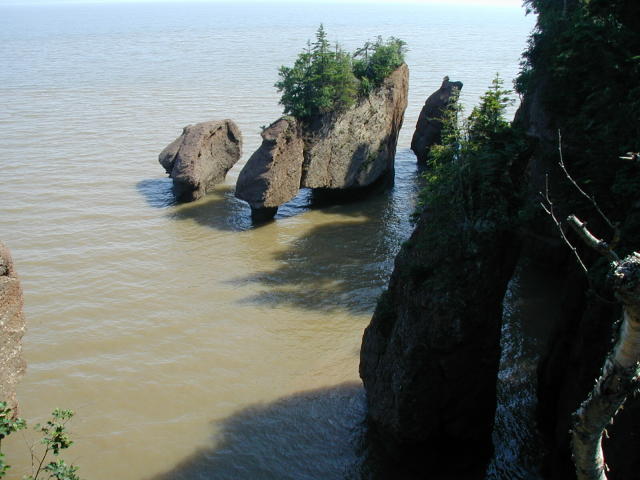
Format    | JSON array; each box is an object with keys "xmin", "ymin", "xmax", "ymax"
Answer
[
  {"xmin": 410, "ymin": 76, "xmax": 463, "ymax": 164},
  {"xmin": 236, "ymin": 64, "xmax": 409, "ymax": 220},
  {"xmin": 0, "ymin": 242, "xmax": 26, "ymax": 412},
  {"xmin": 159, "ymin": 120, "xmax": 242, "ymax": 202}
]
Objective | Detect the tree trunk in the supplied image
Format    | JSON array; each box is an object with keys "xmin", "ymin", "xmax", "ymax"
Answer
[{"xmin": 571, "ymin": 253, "xmax": 640, "ymax": 480}]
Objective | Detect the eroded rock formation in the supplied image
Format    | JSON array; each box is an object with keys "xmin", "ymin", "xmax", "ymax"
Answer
[
  {"xmin": 410, "ymin": 76, "xmax": 463, "ymax": 164},
  {"xmin": 360, "ymin": 222, "xmax": 522, "ymax": 475},
  {"xmin": 302, "ymin": 64, "xmax": 409, "ymax": 190},
  {"xmin": 360, "ymin": 109, "xmax": 529, "ymax": 474},
  {"xmin": 0, "ymin": 242, "xmax": 26, "ymax": 411},
  {"xmin": 235, "ymin": 64, "xmax": 409, "ymax": 220},
  {"xmin": 159, "ymin": 120, "xmax": 242, "ymax": 202},
  {"xmin": 235, "ymin": 117, "xmax": 304, "ymax": 221}
]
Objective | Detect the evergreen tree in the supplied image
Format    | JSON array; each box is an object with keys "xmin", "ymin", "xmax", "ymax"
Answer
[{"xmin": 275, "ymin": 26, "xmax": 406, "ymax": 120}]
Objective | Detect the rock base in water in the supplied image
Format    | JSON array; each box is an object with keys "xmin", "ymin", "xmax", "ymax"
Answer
[
  {"xmin": 236, "ymin": 117, "xmax": 304, "ymax": 212},
  {"xmin": 159, "ymin": 120, "xmax": 242, "ymax": 202},
  {"xmin": 235, "ymin": 64, "xmax": 409, "ymax": 215}
]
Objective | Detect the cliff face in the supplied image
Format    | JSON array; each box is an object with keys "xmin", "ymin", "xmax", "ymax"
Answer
[
  {"xmin": 359, "ymin": 118, "xmax": 529, "ymax": 474},
  {"xmin": 235, "ymin": 64, "xmax": 408, "ymax": 219},
  {"xmin": 513, "ymin": 2, "xmax": 640, "ymax": 478},
  {"xmin": 361, "ymin": 3, "xmax": 640, "ymax": 478},
  {"xmin": 0, "ymin": 242, "xmax": 26, "ymax": 411},
  {"xmin": 517, "ymin": 60, "xmax": 640, "ymax": 480},
  {"xmin": 360, "ymin": 214, "xmax": 521, "ymax": 474}
]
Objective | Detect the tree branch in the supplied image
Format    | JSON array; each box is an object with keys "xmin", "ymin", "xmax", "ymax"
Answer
[
  {"xmin": 567, "ymin": 215, "xmax": 620, "ymax": 264},
  {"xmin": 540, "ymin": 174, "xmax": 588, "ymax": 274},
  {"xmin": 557, "ymin": 131, "xmax": 618, "ymax": 237}
]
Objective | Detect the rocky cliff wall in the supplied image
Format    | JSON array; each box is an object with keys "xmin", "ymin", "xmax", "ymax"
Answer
[
  {"xmin": 516, "ymin": 73, "xmax": 640, "ymax": 480},
  {"xmin": 0, "ymin": 242, "xmax": 26, "ymax": 411},
  {"xmin": 359, "ymin": 125, "xmax": 529, "ymax": 475}
]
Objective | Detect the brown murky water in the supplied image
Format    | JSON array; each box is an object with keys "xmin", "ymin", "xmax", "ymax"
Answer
[{"xmin": 0, "ymin": 2, "xmax": 535, "ymax": 478}]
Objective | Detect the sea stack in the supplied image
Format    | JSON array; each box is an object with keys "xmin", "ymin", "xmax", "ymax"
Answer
[
  {"xmin": 159, "ymin": 120, "xmax": 242, "ymax": 202},
  {"xmin": 411, "ymin": 76, "xmax": 463, "ymax": 164},
  {"xmin": 235, "ymin": 117, "xmax": 305, "ymax": 221},
  {"xmin": 236, "ymin": 64, "xmax": 409, "ymax": 220}
]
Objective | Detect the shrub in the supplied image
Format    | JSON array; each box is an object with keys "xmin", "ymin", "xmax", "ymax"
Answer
[
  {"xmin": 417, "ymin": 74, "xmax": 527, "ymax": 234},
  {"xmin": 0, "ymin": 401, "xmax": 82, "ymax": 480},
  {"xmin": 275, "ymin": 25, "xmax": 406, "ymax": 120}
]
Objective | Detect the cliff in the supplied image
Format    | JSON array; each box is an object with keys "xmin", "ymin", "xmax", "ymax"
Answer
[
  {"xmin": 360, "ymin": 2, "xmax": 640, "ymax": 478},
  {"xmin": 235, "ymin": 64, "xmax": 408, "ymax": 220},
  {"xmin": 514, "ymin": 2, "xmax": 640, "ymax": 478},
  {"xmin": 0, "ymin": 242, "xmax": 26, "ymax": 411},
  {"xmin": 359, "ymin": 79, "xmax": 530, "ymax": 475}
]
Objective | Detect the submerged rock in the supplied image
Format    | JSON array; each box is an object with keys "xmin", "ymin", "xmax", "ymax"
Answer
[
  {"xmin": 410, "ymin": 76, "xmax": 463, "ymax": 164},
  {"xmin": 0, "ymin": 242, "xmax": 26, "ymax": 412},
  {"xmin": 235, "ymin": 64, "xmax": 409, "ymax": 220},
  {"xmin": 235, "ymin": 117, "xmax": 304, "ymax": 220},
  {"xmin": 159, "ymin": 120, "xmax": 242, "ymax": 202}
]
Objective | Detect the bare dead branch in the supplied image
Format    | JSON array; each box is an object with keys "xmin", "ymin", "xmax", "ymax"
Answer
[
  {"xmin": 567, "ymin": 215, "xmax": 620, "ymax": 264},
  {"xmin": 540, "ymin": 174, "xmax": 589, "ymax": 274},
  {"xmin": 557, "ymin": 131, "xmax": 618, "ymax": 235},
  {"xmin": 619, "ymin": 152, "xmax": 639, "ymax": 162}
]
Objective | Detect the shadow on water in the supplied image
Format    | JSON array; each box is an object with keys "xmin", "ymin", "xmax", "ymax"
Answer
[
  {"xmin": 137, "ymin": 178, "xmax": 178, "ymax": 208},
  {"xmin": 146, "ymin": 380, "xmax": 502, "ymax": 480},
  {"xmin": 150, "ymin": 383, "xmax": 367, "ymax": 480},
  {"xmin": 229, "ymin": 165, "xmax": 422, "ymax": 314},
  {"xmin": 174, "ymin": 152, "xmax": 418, "ymax": 314},
  {"xmin": 228, "ymin": 212, "xmax": 402, "ymax": 315},
  {"xmin": 165, "ymin": 186, "xmax": 316, "ymax": 232}
]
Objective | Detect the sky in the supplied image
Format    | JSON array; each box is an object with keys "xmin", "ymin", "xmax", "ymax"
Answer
[{"xmin": 0, "ymin": 0, "xmax": 524, "ymax": 6}]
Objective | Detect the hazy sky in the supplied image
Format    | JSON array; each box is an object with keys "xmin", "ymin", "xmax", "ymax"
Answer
[{"xmin": 1, "ymin": 0, "xmax": 524, "ymax": 6}]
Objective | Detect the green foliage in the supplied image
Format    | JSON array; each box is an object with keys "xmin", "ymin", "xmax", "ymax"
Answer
[
  {"xmin": 36, "ymin": 409, "xmax": 74, "ymax": 456},
  {"xmin": 275, "ymin": 25, "xmax": 406, "ymax": 120},
  {"xmin": 0, "ymin": 401, "xmax": 27, "ymax": 479},
  {"xmin": 517, "ymin": 0, "xmax": 640, "ymax": 252},
  {"xmin": 0, "ymin": 402, "xmax": 82, "ymax": 480},
  {"xmin": 417, "ymin": 75, "xmax": 527, "ymax": 237},
  {"xmin": 353, "ymin": 36, "xmax": 407, "ymax": 95}
]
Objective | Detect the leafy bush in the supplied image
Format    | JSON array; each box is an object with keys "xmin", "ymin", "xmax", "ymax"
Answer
[
  {"xmin": 0, "ymin": 402, "xmax": 82, "ymax": 480},
  {"xmin": 275, "ymin": 25, "xmax": 406, "ymax": 120}
]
